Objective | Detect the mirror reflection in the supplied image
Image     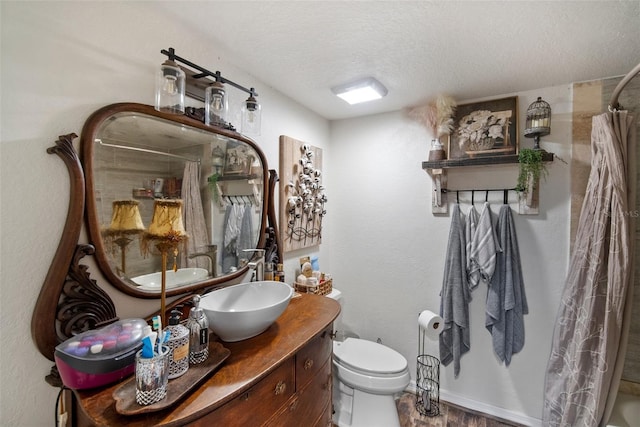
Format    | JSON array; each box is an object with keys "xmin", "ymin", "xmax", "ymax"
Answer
[{"xmin": 89, "ymin": 109, "xmax": 265, "ymax": 294}]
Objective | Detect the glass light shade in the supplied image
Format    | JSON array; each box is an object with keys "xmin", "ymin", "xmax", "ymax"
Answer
[
  {"xmin": 205, "ymin": 81, "xmax": 228, "ymax": 126},
  {"xmin": 241, "ymin": 96, "xmax": 261, "ymax": 135},
  {"xmin": 108, "ymin": 200, "xmax": 145, "ymax": 233},
  {"xmin": 155, "ymin": 60, "xmax": 186, "ymax": 114},
  {"xmin": 147, "ymin": 199, "xmax": 187, "ymax": 238}
]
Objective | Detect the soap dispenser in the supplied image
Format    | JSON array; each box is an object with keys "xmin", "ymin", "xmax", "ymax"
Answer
[
  {"xmin": 187, "ymin": 295, "xmax": 209, "ymax": 365},
  {"xmin": 166, "ymin": 309, "xmax": 189, "ymax": 379}
]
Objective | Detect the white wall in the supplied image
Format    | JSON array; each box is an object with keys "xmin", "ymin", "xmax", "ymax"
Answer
[
  {"xmin": 0, "ymin": 3, "xmax": 328, "ymax": 425},
  {"xmin": 326, "ymin": 86, "xmax": 572, "ymax": 424}
]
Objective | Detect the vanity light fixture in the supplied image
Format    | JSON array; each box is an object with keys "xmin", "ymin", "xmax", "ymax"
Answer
[
  {"xmin": 331, "ymin": 77, "xmax": 388, "ymax": 105},
  {"xmin": 155, "ymin": 48, "xmax": 186, "ymax": 114},
  {"xmin": 524, "ymin": 97, "xmax": 551, "ymax": 150},
  {"xmin": 157, "ymin": 48, "xmax": 261, "ymax": 134},
  {"xmin": 241, "ymin": 90, "xmax": 262, "ymax": 135},
  {"xmin": 205, "ymin": 77, "xmax": 228, "ymax": 127}
]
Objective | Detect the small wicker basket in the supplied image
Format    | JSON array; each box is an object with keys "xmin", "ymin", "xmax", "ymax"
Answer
[{"xmin": 294, "ymin": 278, "xmax": 333, "ymax": 296}]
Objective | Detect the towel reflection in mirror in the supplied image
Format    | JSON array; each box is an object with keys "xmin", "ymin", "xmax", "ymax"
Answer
[{"xmin": 222, "ymin": 204, "xmax": 254, "ymax": 274}]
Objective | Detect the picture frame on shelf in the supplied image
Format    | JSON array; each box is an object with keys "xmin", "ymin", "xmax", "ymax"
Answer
[
  {"xmin": 223, "ymin": 140, "xmax": 254, "ymax": 176},
  {"xmin": 447, "ymin": 96, "xmax": 518, "ymax": 160}
]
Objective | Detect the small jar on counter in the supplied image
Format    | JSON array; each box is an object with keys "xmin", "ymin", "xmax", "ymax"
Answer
[
  {"xmin": 275, "ymin": 263, "xmax": 285, "ymax": 282},
  {"xmin": 166, "ymin": 310, "xmax": 189, "ymax": 379}
]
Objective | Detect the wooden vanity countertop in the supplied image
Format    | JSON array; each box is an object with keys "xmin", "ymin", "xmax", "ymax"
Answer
[{"xmin": 74, "ymin": 293, "xmax": 340, "ymax": 426}]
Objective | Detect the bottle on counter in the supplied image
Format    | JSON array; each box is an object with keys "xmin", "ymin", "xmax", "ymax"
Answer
[
  {"xmin": 187, "ymin": 295, "xmax": 209, "ymax": 365},
  {"xmin": 264, "ymin": 262, "xmax": 275, "ymax": 281},
  {"xmin": 275, "ymin": 263, "xmax": 285, "ymax": 282},
  {"xmin": 166, "ymin": 310, "xmax": 189, "ymax": 378}
]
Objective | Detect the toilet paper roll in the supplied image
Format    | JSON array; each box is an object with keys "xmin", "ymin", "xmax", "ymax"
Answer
[{"xmin": 418, "ymin": 310, "xmax": 443, "ymax": 340}]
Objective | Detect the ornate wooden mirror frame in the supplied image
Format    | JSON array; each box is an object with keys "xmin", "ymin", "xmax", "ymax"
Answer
[{"xmin": 31, "ymin": 103, "xmax": 282, "ymax": 368}]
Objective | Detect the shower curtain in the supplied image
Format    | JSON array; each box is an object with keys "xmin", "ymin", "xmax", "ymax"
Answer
[
  {"xmin": 181, "ymin": 161, "xmax": 210, "ymax": 269},
  {"xmin": 542, "ymin": 111, "xmax": 636, "ymax": 426}
]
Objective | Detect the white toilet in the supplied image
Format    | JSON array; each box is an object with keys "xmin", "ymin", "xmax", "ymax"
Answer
[{"xmin": 327, "ymin": 289, "xmax": 411, "ymax": 427}]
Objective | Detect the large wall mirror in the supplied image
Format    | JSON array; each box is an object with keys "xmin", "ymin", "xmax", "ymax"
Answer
[
  {"xmin": 33, "ymin": 103, "xmax": 279, "ymax": 361},
  {"xmin": 83, "ymin": 103, "xmax": 269, "ymax": 297}
]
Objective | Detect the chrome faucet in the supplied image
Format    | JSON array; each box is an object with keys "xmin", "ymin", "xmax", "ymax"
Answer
[
  {"xmin": 243, "ymin": 249, "xmax": 265, "ymax": 282},
  {"xmin": 188, "ymin": 245, "xmax": 218, "ymax": 278}
]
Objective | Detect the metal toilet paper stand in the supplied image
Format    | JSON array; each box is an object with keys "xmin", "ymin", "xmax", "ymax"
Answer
[{"xmin": 416, "ymin": 325, "xmax": 440, "ymax": 417}]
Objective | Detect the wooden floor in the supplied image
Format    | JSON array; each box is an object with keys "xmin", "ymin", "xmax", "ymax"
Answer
[{"xmin": 395, "ymin": 392, "xmax": 526, "ymax": 427}]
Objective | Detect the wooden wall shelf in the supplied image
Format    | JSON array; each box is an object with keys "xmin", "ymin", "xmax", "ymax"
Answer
[
  {"xmin": 422, "ymin": 151, "xmax": 554, "ymax": 170},
  {"xmin": 422, "ymin": 151, "xmax": 554, "ymax": 215}
]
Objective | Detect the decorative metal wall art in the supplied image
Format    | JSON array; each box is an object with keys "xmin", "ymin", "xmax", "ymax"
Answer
[{"xmin": 279, "ymin": 136, "xmax": 327, "ymax": 252}]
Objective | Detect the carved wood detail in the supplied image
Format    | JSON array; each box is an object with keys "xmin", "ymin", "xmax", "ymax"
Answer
[
  {"xmin": 32, "ymin": 134, "xmax": 88, "ymax": 361},
  {"xmin": 57, "ymin": 244, "xmax": 119, "ymax": 340},
  {"xmin": 265, "ymin": 169, "xmax": 283, "ymax": 265}
]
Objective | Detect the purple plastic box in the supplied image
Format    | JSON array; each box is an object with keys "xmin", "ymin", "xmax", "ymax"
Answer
[{"xmin": 54, "ymin": 318, "xmax": 146, "ymax": 389}]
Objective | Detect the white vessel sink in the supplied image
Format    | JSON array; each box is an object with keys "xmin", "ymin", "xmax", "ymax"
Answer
[
  {"xmin": 131, "ymin": 267, "xmax": 209, "ymax": 291},
  {"xmin": 200, "ymin": 281, "xmax": 294, "ymax": 342}
]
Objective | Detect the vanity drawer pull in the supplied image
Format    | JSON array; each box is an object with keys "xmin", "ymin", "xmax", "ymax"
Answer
[
  {"xmin": 274, "ymin": 381, "xmax": 287, "ymax": 395},
  {"xmin": 323, "ymin": 373, "xmax": 331, "ymax": 390},
  {"xmin": 242, "ymin": 391, "xmax": 251, "ymax": 401},
  {"xmin": 304, "ymin": 358, "xmax": 314, "ymax": 370}
]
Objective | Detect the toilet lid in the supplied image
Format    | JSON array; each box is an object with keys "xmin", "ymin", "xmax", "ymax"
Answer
[{"xmin": 333, "ymin": 338, "xmax": 408, "ymax": 374}]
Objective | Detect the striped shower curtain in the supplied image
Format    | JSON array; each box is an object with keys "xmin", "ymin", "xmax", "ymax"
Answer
[{"xmin": 542, "ymin": 111, "xmax": 636, "ymax": 426}]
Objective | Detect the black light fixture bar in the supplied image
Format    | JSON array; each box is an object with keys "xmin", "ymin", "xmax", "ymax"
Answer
[{"xmin": 161, "ymin": 48, "xmax": 258, "ymax": 97}]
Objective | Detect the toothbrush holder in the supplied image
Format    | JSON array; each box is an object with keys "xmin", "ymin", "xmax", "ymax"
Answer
[{"xmin": 135, "ymin": 345, "xmax": 169, "ymax": 406}]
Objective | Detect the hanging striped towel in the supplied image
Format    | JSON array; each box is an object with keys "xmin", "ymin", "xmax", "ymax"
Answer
[
  {"xmin": 468, "ymin": 202, "xmax": 499, "ymax": 290},
  {"xmin": 465, "ymin": 205, "xmax": 480, "ymax": 291}
]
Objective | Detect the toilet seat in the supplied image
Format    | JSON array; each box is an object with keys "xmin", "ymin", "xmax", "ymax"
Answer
[
  {"xmin": 333, "ymin": 338, "xmax": 408, "ymax": 375},
  {"xmin": 333, "ymin": 338, "xmax": 411, "ymax": 395}
]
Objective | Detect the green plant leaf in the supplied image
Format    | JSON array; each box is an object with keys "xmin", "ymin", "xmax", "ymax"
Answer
[{"xmin": 516, "ymin": 149, "xmax": 548, "ymax": 193}]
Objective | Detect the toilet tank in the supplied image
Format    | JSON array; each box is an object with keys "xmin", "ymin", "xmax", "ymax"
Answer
[{"xmin": 325, "ymin": 288, "xmax": 358, "ymax": 341}]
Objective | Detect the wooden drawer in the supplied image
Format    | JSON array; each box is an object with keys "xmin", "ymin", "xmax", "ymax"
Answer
[
  {"xmin": 193, "ymin": 359, "xmax": 295, "ymax": 426},
  {"xmin": 296, "ymin": 326, "xmax": 332, "ymax": 389},
  {"xmin": 265, "ymin": 358, "xmax": 332, "ymax": 427},
  {"xmin": 312, "ymin": 399, "xmax": 333, "ymax": 427}
]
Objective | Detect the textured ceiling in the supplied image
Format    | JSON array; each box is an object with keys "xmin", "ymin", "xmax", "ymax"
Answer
[{"xmin": 154, "ymin": 1, "xmax": 640, "ymax": 121}]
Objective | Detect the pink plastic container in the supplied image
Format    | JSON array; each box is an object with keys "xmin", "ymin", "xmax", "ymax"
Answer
[{"xmin": 54, "ymin": 319, "xmax": 146, "ymax": 389}]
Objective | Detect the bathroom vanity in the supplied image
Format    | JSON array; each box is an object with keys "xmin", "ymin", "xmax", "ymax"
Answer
[
  {"xmin": 72, "ymin": 294, "xmax": 339, "ymax": 426},
  {"xmin": 30, "ymin": 103, "xmax": 339, "ymax": 426}
]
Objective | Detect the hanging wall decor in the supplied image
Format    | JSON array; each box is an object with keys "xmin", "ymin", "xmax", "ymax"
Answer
[
  {"xmin": 448, "ymin": 96, "xmax": 518, "ymax": 160},
  {"xmin": 279, "ymin": 135, "xmax": 327, "ymax": 252}
]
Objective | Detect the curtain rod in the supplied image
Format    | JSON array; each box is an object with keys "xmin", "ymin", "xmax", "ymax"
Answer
[
  {"xmin": 96, "ymin": 139, "xmax": 200, "ymax": 163},
  {"xmin": 609, "ymin": 62, "xmax": 640, "ymax": 111}
]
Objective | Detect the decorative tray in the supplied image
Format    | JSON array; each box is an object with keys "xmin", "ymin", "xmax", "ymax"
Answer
[{"xmin": 112, "ymin": 340, "xmax": 230, "ymax": 415}]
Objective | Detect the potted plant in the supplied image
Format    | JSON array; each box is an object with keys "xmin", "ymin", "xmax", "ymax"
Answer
[{"xmin": 516, "ymin": 148, "xmax": 548, "ymax": 201}]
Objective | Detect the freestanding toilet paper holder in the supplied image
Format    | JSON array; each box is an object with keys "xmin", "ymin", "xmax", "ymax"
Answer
[{"xmin": 416, "ymin": 320, "xmax": 440, "ymax": 417}]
